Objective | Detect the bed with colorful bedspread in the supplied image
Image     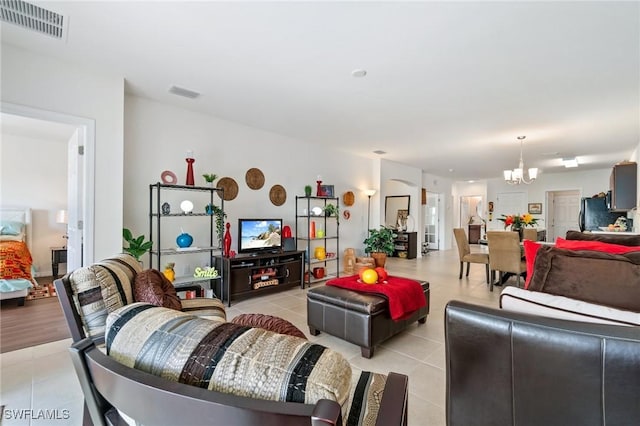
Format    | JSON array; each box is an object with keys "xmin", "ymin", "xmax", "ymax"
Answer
[{"xmin": 0, "ymin": 224, "xmax": 35, "ymax": 306}]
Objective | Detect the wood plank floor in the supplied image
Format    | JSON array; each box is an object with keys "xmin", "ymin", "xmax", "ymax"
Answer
[{"xmin": 0, "ymin": 277, "xmax": 70, "ymax": 353}]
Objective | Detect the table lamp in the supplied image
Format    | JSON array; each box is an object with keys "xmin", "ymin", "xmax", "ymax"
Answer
[{"xmin": 56, "ymin": 209, "xmax": 68, "ymax": 248}]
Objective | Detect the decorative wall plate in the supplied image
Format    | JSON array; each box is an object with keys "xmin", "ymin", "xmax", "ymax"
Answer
[
  {"xmin": 342, "ymin": 191, "xmax": 355, "ymax": 206},
  {"xmin": 245, "ymin": 168, "xmax": 265, "ymax": 190},
  {"xmin": 216, "ymin": 177, "xmax": 239, "ymax": 201},
  {"xmin": 343, "ymin": 209, "xmax": 351, "ymax": 220},
  {"xmin": 269, "ymin": 184, "xmax": 287, "ymax": 206},
  {"xmin": 161, "ymin": 170, "xmax": 177, "ymax": 185}
]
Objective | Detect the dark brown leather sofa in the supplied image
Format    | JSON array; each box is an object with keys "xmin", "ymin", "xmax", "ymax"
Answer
[{"xmin": 445, "ymin": 301, "xmax": 640, "ymax": 426}]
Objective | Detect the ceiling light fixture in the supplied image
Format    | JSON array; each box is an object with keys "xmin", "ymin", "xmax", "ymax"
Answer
[
  {"xmin": 351, "ymin": 69, "xmax": 367, "ymax": 78},
  {"xmin": 562, "ymin": 157, "xmax": 579, "ymax": 168},
  {"xmin": 373, "ymin": 150, "xmax": 386, "ymax": 155},
  {"xmin": 504, "ymin": 136, "xmax": 538, "ymax": 185}
]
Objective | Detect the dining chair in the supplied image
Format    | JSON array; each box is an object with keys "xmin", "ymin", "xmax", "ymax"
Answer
[
  {"xmin": 453, "ymin": 228, "xmax": 490, "ymax": 284},
  {"xmin": 522, "ymin": 228, "xmax": 538, "ymax": 241},
  {"xmin": 486, "ymin": 231, "xmax": 527, "ymax": 292}
]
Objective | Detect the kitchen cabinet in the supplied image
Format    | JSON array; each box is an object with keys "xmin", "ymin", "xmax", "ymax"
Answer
[{"xmin": 609, "ymin": 162, "xmax": 637, "ymax": 211}]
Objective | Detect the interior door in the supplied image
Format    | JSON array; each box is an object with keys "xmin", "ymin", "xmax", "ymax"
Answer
[
  {"xmin": 67, "ymin": 128, "xmax": 83, "ymax": 269},
  {"xmin": 549, "ymin": 190, "xmax": 580, "ymax": 241},
  {"xmin": 424, "ymin": 192, "xmax": 440, "ymax": 251}
]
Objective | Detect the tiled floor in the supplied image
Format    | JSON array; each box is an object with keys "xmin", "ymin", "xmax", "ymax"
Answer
[{"xmin": 0, "ymin": 246, "xmax": 500, "ymax": 425}]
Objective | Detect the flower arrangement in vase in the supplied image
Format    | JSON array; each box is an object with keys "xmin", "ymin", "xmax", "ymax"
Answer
[{"xmin": 497, "ymin": 213, "xmax": 538, "ymax": 229}]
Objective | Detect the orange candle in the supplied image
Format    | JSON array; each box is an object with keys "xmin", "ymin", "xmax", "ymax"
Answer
[{"xmin": 310, "ymin": 221, "xmax": 316, "ymax": 238}]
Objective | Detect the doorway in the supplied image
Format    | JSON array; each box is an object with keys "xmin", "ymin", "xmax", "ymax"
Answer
[
  {"xmin": 1, "ymin": 102, "xmax": 95, "ymax": 270},
  {"xmin": 424, "ymin": 191, "xmax": 440, "ymax": 251},
  {"xmin": 546, "ymin": 190, "xmax": 580, "ymax": 241}
]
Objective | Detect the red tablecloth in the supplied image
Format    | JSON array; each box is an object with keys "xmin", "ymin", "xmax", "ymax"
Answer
[{"xmin": 325, "ymin": 274, "xmax": 426, "ymax": 320}]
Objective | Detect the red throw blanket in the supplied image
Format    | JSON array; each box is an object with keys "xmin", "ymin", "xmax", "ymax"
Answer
[{"xmin": 326, "ymin": 275, "xmax": 426, "ymax": 321}]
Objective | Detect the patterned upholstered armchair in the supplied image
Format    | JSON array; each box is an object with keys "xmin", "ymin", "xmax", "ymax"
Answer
[
  {"xmin": 57, "ymin": 254, "xmax": 409, "ymax": 425},
  {"xmin": 54, "ymin": 253, "xmax": 226, "ymax": 345}
]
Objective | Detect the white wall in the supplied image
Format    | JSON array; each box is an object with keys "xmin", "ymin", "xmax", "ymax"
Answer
[
  {"xmin": 452, "ymin": 168, "xmax": 613, "ymax": 233},
  {"xmin": 124, "ymin": 95, "xmax": 377, "ymax": 272},
  {"xmin": 1, "ymin": 44, "xmax": 124, "ymax": 261},
  {"xmin": 0, "ymin": 133, "xmax": 67, "ymax": 275}
]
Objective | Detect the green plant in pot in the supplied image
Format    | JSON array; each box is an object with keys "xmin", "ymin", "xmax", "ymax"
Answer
[
  {"xmin": 122, "ymin": 228, "xmax": 152, "ymax": 261},
  {"xmin": 203, "ymin": 173, "xmax": 218, "ymax": 186},
  {"xmin": 323, "ymin": 203, "xmax": 339, "ymax": 223},
  {"xmin": 205, "ymin": 204, "xmax": 227, "ymax": 247},
  {"xmin": 304, "ymin": 185, "xmax": 313, "ymax": 197},
  {"xmin": 363, "ymin": 226, "xmax": 396, "ymax": 268}
]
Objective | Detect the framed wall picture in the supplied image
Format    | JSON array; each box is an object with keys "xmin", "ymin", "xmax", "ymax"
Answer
[
  {"xmin": 528, "ymin": 203, "xmax": 542, "ymax": 215},
  {"xmin": 320, "ymin": 185, "xmax": 334, "ymax": 197}
]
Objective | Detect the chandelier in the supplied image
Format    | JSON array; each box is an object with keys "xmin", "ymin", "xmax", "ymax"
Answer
[{"xmin": 504, "ymin": 136, "xmax": 538, "ymax": 185}]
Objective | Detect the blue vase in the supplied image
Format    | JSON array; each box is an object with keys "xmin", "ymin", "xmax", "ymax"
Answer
[{"xmin": 176, "ymin": 233, "xmax": 193, "ymax": 248}]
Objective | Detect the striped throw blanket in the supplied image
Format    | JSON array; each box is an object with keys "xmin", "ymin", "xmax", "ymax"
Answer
[{"xmin": 106, "ymin": 303, "xmax": 352, "ymax": 406}]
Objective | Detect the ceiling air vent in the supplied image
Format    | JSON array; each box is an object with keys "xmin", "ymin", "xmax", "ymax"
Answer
[
  {"xmin": 0, "ymin": 0, "xmax": 66, "ymax": 39},
  {"xmin": 168, "ymin": 86, "xmax": 201, "ymax": 99}
]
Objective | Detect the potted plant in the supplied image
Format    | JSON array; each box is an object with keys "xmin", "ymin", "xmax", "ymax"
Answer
[
  {"xmin": 202, "ymin": 173, "xmax": 218, "ymax": 186},
  {"xmin": 304, "ymin": 185, "xmax": 313, "ymax": 197},
  {"xmin": 323, "ymin": 203, "xmax": 339, "ymax": 222},
  {"xmin": 363, "ymin": 226, "xmax": 396, "ymax": 267},
  {"xmin": 122, "ymin": 228, "xmax": 152, "ymax": 261},
  {"xmin": 205, "ymin": 204, "xmax": 227, "ymax": 247}
]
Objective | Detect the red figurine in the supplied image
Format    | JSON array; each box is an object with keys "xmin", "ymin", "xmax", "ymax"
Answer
[{"xmin": 224, "ymin": 222, "xmax": 232, "ymax": 257}]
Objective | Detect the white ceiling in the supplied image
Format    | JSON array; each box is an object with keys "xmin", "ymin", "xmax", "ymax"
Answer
[{"xmin": 2, "ymin": 1, "xmax": 639, "ymax": 181}]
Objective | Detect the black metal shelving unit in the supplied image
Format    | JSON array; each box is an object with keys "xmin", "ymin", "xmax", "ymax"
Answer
[
  {"xmin": 149, "ymin": 183, "xmax": 225, "ymax": 299},
  {"xmin": 295, "ymin": 196, "xmax": 340, "ymax": 287}
]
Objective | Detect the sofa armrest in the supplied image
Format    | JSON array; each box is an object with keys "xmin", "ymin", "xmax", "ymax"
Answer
[
  {"xmin": 376, "ymin": 372, "xmax": 408, "ymax": 426},
  {"xmin": 499, "ymin": 286, "xmax": 640, "ymax": 326},
  {"xmin": 445, "ymin": 300, "xmax": 640, "ymax": 426}
]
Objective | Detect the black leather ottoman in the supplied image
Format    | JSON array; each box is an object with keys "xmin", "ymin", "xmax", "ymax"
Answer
[{"xmin": 307, "ymin": 280, "xmax": 429, "ymax": 358}]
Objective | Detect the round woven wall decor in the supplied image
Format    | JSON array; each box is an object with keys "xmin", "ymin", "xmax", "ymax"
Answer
[
  {"xmin": 269, "ymin": 184, "xmax": 287, "ymax": 206},
  {"xmin": 342, "ymin": 191, "xmax": 355, "ymax": 206},
  {"xmin": 216, "ymin": 177, "xmax": 239, "ymax": 201},
  {"xmin": 245, "ymin": 168, "xmax": 265, "ymax": 190}
]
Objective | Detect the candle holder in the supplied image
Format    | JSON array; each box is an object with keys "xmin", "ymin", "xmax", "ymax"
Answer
[
  {"xmin": 185, "ymin": 157, "xmax": 195, "ymax": 186},
  {"xmin": 316, "ymin": 180, "xmax": 323, "ymax": 196}
]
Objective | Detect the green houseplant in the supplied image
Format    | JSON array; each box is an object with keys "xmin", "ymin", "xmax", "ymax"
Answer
[
  {"xmin": 323, "ymin": 203, "xmax": 339, "ymax": 223},
  {"xmin": 363, "ymin": 226, "xmax": 396, "ymax": 267},
  {"xmin": 122, "ymin": 228, "xmax": 153, "ymax": 261},
  {"xmin": 203, "ymin": 173, "xmax": 218, "ymax": 186},
  {"xmin": 205, "ymin": 204, "xmax": 227, "ymax": 247}
]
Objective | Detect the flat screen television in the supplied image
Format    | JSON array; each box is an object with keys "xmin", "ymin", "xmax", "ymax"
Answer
[{"xmin": 237, "ymin": 218, "xmax": 283, "ymax": 254}]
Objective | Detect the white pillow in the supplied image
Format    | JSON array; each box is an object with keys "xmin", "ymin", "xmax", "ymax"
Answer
[{"xmin": 0, "ymin": 233, "xmax": 25, "ymax": 242}]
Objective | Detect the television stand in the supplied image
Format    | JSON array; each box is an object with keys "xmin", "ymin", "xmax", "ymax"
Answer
[{"xmin": 218, "ymin": 250, "xmax": 304, "ymax": 306}]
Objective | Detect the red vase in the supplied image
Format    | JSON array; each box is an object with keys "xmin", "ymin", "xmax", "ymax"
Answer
[
  {"xmin": 224, "ymin": 222, "xmax": 232, "ymax": 257},
  {"xmin": 185, "ymin": 157, "xmax": 195, "ymax": 186}
]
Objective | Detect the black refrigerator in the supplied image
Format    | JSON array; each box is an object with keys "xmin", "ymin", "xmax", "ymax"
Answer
[{"xmin": 579, "ymin": 195, "xmax": 627, "ymax": 231}]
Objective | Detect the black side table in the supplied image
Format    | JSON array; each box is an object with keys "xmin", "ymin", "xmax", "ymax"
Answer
[{"xmin": 51, "ymin": 247, "xmax": 68, "ymax": 277}]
